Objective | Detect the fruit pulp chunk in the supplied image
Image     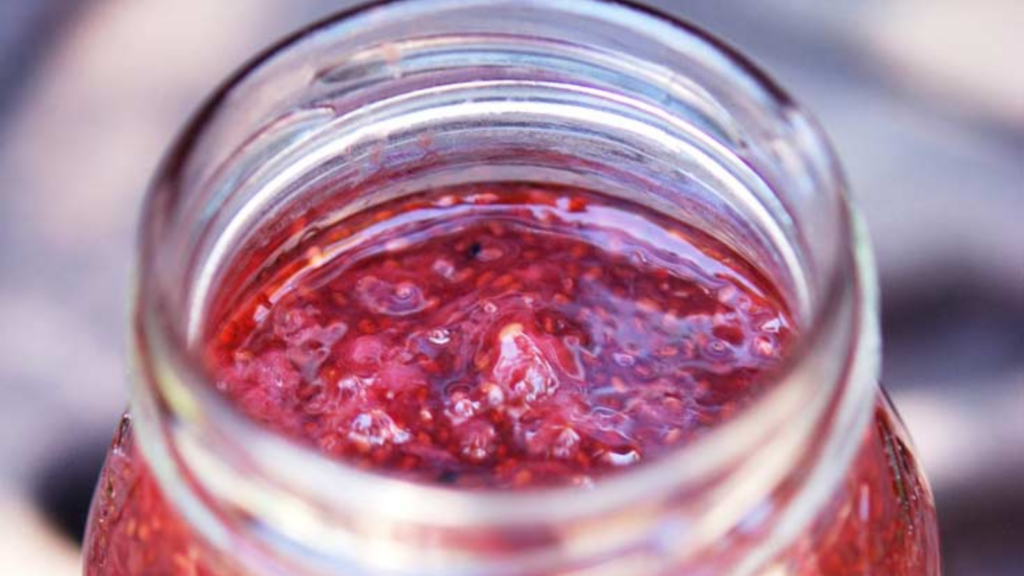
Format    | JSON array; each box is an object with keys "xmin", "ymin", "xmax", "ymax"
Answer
[{"xmin": 83, "ymin": 184, "xmax": 939, "ymax": 574}]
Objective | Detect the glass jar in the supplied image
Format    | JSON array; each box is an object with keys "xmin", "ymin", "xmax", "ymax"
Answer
[{"xmin": 83, "ymin": 1, "xmax": 940, "ymax": 575}]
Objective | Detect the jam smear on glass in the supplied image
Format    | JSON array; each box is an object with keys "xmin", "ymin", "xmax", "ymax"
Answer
[{"xmin": 84, "ymin": 184, "xmax": 938, "ymax": 575}]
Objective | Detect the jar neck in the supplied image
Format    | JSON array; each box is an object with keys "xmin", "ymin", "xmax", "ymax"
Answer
[{"xmin": 130, "ymin": 1, "xmax": 879, "ymax": 574}]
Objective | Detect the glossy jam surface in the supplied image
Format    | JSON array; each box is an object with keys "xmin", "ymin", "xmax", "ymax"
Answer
[
  {"xmin": 83, "ymin": 184, "xmax": 939, "ymax": 575},
  {"xmin": 207, "ymin": 185, "xmax": 792, "ymax": 488}
]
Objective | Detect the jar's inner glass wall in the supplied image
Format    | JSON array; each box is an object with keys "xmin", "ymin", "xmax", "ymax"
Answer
[{"xmin": 183, "ymin": 45, "xmax": 813, "ymax": 347}]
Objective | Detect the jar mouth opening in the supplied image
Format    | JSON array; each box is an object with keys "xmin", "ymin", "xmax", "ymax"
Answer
[{"xmin": 134, "ymin": 0, "xmax": 870, "ymax": 545}]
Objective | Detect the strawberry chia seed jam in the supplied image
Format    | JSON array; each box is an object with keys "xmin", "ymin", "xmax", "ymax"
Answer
[
  {"xmin": 84, "ymin": 184, "xmax": 939, "ymax": 574},
  {"xmin": 207, "ymin": 184, "xmax": 793, "ymax": 488}
]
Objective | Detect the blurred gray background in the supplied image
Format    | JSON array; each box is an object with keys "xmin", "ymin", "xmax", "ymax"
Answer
[{"xmin": 0, "ymin": 1, "xmax": 1020, "ymax": 574}]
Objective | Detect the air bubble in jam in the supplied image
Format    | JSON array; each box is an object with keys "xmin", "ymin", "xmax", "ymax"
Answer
[
  {"xmin": 356, "ymin": 275, "xmax": 432, "ymax": 316},
  {"xmin": 346, "ymin": 410, "xmax": 411, "ymax": 449},
  {"xmin": 492, "ymin": 323, "xmax": 561, "ymax": 404},
  {"xmin": 427, "ymin": 327, "xmax": 451, "ymax": 345},
  {"xmin": 84, "ymin": 183, "xmax": 939, "ymax": 575}
]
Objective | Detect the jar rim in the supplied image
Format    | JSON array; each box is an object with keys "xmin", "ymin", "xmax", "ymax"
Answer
[{"xmin": 133, "ymin": 0, "xmax": 878, "ymax": 569}]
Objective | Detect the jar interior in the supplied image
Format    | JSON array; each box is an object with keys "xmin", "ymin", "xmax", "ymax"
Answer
[
  {"xmin": 179, "ymin": 35, "xmax": 817, "ymax": 347},
  {"xmin": 135, "ymin": 3, "xmax": 862, "ymax": 574}
]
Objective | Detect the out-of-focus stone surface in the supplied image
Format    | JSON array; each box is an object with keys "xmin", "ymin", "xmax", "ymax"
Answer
[
  {"xmin": 0, "ymin": 1, "xmax": 1020, "ymax": 575},
  {"xmin": 0, "ymin": 490, "xmax": 80, "ymax": 575},
  {"xmin": 863, "ymin": 0, "xmax": 1024, "ymax": 128}
]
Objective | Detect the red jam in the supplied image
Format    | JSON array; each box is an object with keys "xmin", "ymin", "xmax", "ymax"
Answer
[
  {"xmin": 84, "ymin": 184, "xmax": 939, "ymax": 575},
  {"xmin": 207, "ymin": 185, "xmax": 792, "ymax": 488}
]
